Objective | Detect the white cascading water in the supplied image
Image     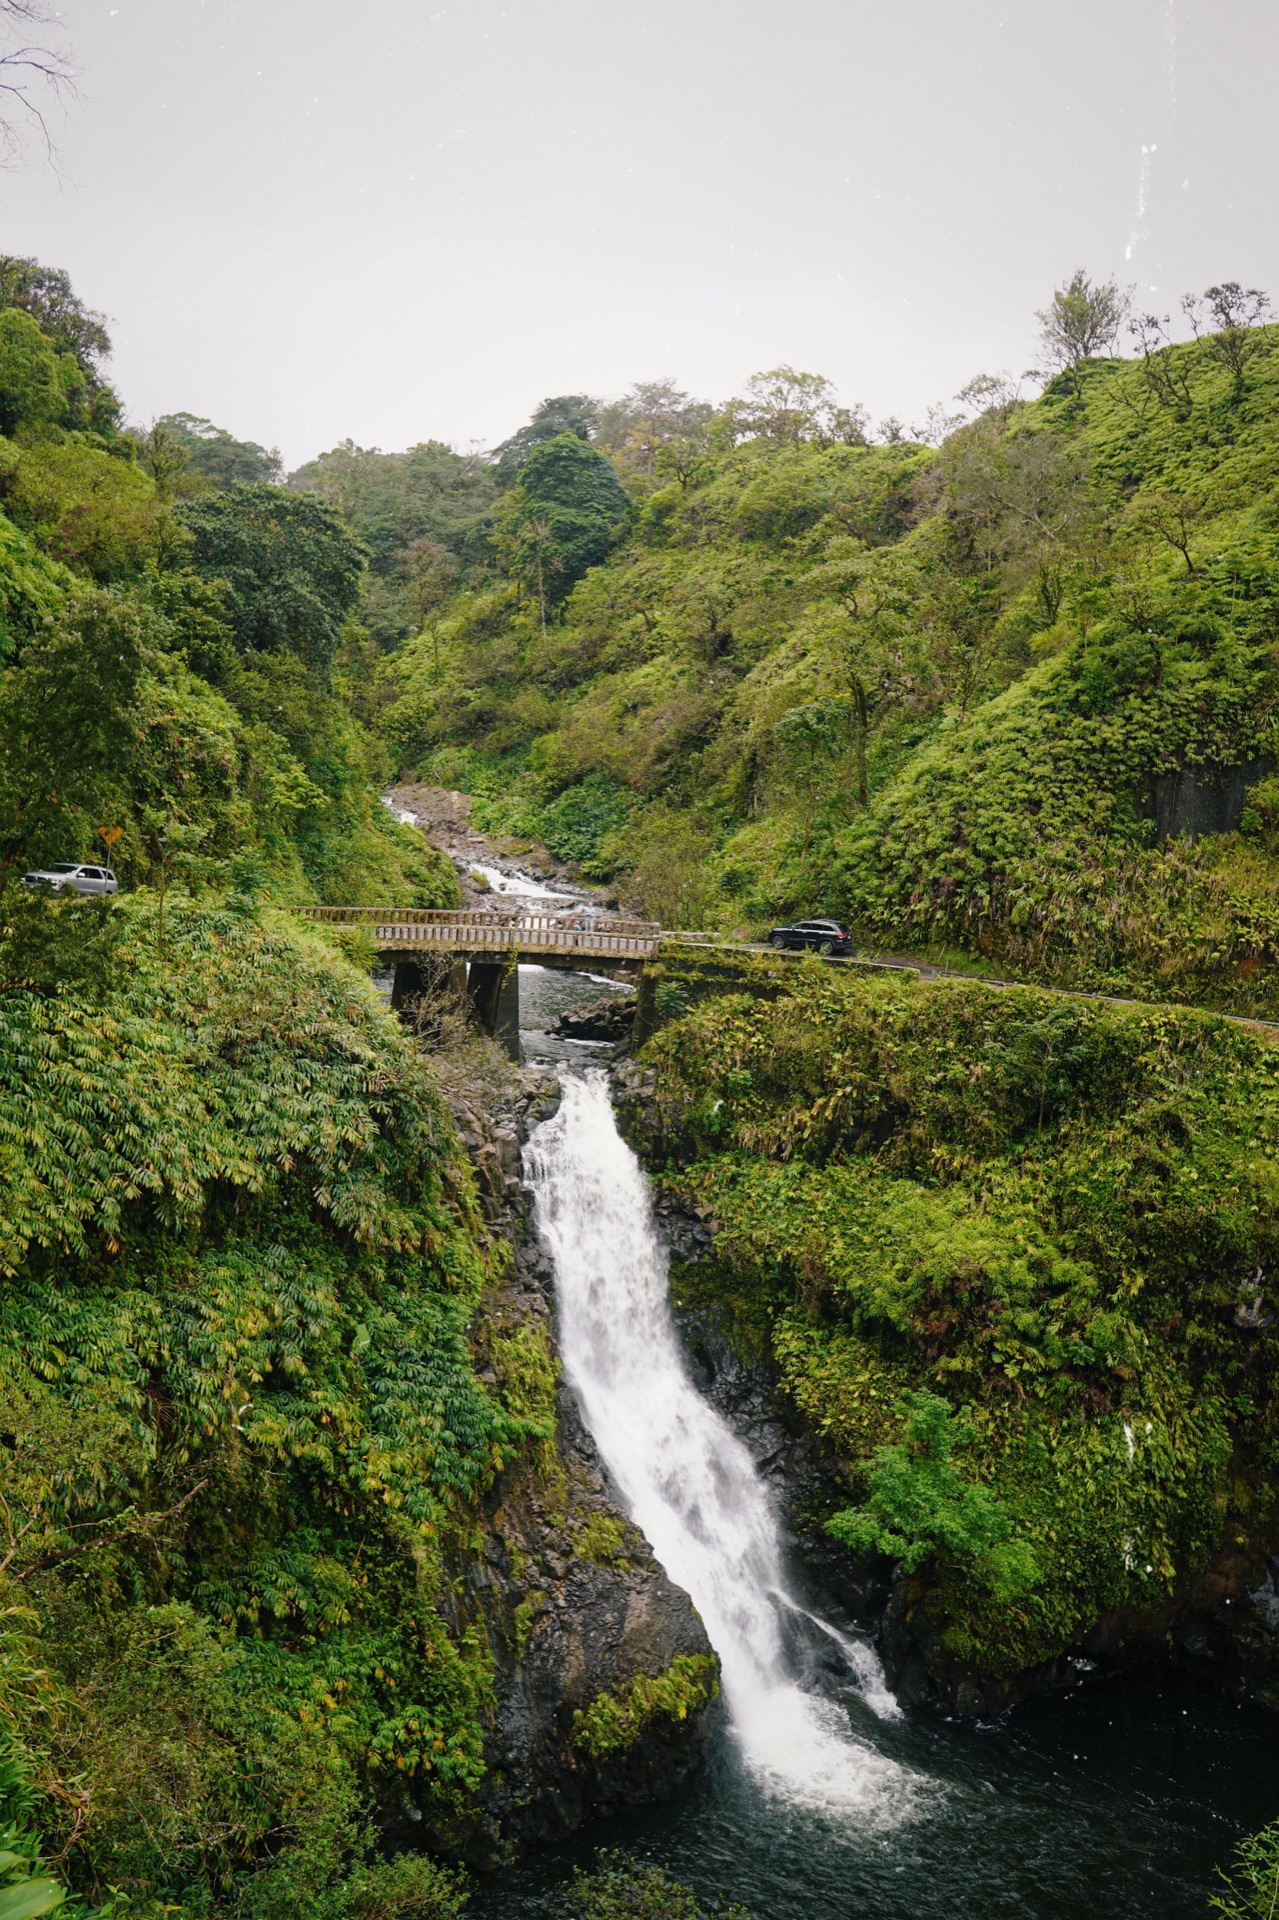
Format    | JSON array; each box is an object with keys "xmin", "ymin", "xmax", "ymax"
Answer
[{"xmin": 525, "ymin": 1072, "xmax": 922, "ymax": 1822}]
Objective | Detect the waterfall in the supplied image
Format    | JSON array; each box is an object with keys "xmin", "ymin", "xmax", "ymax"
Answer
[{"xmin": 525, "ymin": 1072, "xmax": 922, "ymax": 1821}]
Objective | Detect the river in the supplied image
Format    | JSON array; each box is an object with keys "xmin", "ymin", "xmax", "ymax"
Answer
[{"xmin": 471, "ymin": 1062, "xmax": 1276, "ymax": 1920}]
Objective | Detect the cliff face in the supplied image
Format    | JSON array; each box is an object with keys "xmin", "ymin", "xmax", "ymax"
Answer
[{"xmin": 414, "ymin": 1065, "xmax": 718, "ymax": 1867}]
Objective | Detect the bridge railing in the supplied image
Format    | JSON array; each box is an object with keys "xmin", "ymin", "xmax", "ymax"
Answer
[{"xmin": 289, "ymin": 904, "xmax": 663, "ymax": 957}]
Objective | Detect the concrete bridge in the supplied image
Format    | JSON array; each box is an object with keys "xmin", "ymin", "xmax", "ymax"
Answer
[{"xmin": 293, "ymin": 906, "xmax": 662, "ymax": 1053}]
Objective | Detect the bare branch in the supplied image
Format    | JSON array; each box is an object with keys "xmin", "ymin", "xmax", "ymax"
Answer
[
  {"xmin": 0, "ymin": 1, "xmax": 75, "ymax": 170},
  {"xmin": 2, "ymin": 1480, "xmax": 209, "ymax": 1584}
]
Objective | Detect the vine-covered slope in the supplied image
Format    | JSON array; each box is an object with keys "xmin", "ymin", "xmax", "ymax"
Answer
[
  {"xmin": 628, "ymin": 947, "xmax": 1279, "ymax": 1704},
  {"xmin": 0, "ymin": 897, "xmax": 524, "ymax": 1913}
]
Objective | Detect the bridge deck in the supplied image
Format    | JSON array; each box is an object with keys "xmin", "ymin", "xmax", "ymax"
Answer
[{"xmin": 293, "ymin": 905, "xmax": 662, "ymax": 962}]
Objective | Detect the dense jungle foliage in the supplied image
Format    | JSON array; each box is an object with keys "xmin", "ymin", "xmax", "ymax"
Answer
[
  {"xmin": 363, "ymin": 308, "xmax": 1279, "ymax": 1017},
  {"xmin": 0, "ymin": 891, "xmax": 549, "ymax": 1915},
  {"xmin": 637, "ymin": 945, "xmax": 1279, "ymax": 1684},
  {"xmin": 0, "ymin": 253, "xmax": 457, "ymax": 911}
]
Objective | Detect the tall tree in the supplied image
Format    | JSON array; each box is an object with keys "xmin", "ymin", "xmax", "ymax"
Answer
[
  {"xmin": 1183, "ymin": 281, "xmax": 1272, "ymax": 401},
  {"xmin": 0, "ymin": 255, "xmax": 109, "ymax": 384},
  {"xmin": 174, "ymin": 483, "xmax": 366, "ymax": 675},
  {"xmin": 0, "ymin": 255, "xmax": 120, "ymax": 432},
  {"xmin": 491, "ymin": 394, "xmax": 598, "ymax": 488},
  {"xmin": 720, "ymin": 365, "xmax": 870, "ymax": 447},
  {"xmin": 595, "ymin": 379, "xmax": 714, "ymax": 486},
  {"xmin": 0, "ymin": 306, "xmax": 68, "ymax": 435},
  {"xmin": 495, "ymin": 433, "xmax": 631, "ymax": 612},
  {"xmin": 156, "ymin": 413, "xmax": 282, "ymax": 489},
  {"xmin": 0, "ymin": 591, "xmax": 147, "ymax": 890}
]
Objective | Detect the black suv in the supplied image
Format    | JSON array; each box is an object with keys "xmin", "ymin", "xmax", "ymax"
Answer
[{"xmin": 767, "ymin": 919, "xmax": 853, "ymax": 956}]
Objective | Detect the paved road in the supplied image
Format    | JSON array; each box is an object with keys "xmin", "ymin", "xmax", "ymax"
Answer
[{"xmin": 667, "ymin": 934, "xmax": 1279, "ymax": 1041}]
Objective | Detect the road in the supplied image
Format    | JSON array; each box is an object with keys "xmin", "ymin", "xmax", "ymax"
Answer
[{"xmin": 667, "ymin": 933, "xmax": 1279, "ymax": 1042}]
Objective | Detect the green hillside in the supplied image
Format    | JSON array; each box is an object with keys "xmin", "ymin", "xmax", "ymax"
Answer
[
  {"xmin": 376, "ymin": 329, "xmax": 1279, "ymax": 1012},
  {"xmin": 0, "ymin": 255, "xmax": 458, "ymax": 913},
  {"xmin": 6, "ymin": 252, "xmax": 1279, "ymax": 1913}
]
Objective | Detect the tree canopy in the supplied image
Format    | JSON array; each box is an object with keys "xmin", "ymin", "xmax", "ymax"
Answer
[
  {"xmin": 495, "ymin": 431, "xmax": 631, "ymax": 616},
  {"xmin": 156, "ymin": 410, "xmax": 283, "ymax": 488},
  {"xmin": 175, "ymin": 481, "xmax": 367, "ymax": 673},
  {"xmin": 491, "ymin": 392, "xmax": 599, "ymax": 487}
]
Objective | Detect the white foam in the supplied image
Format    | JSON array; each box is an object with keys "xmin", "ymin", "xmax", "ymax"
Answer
[{"xmin": 469, "ymin": 862, "xmax": 576, "ymax": 904}]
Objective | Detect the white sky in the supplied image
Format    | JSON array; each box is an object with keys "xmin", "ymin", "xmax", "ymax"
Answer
[{"xmin": 4, "ymin": 0, "xmax": 1277, "ymax": 468}]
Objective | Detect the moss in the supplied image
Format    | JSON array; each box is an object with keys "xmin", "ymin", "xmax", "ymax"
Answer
[
  {"xmin": 511, "ymin": 1589, "xmax": 549, "ymax": 1663},
  {"xmin": 570, "ymin": 1655, "xmax": 719, "ymax": 1761},
  {"xmin": 572, "ymin": 1512, "xmax": 633, "ymax": 1569}
]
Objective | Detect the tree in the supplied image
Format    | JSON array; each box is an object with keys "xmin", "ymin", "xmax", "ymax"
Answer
[
  {"xmin": 3, "ymin": 439, "xmax": 173, "ymax": 580},
  {"xmin": 156, "ymin": 412, "xmax": 282, "ymax": 489},
  {"xmin": 1036, "ymin": 269, "xmax": 1128, "ymax": 370},
  {"xmin": 128, "ymin": 418, "xmax": 196, "ymax": 499},
  {"xmin": 771, "ymin": 700, "xmax": 851, "ymax": 854},
  {"xmin": 0, "ymin": 307, "xmax": 63, "ymax": 435},
  {"xmin": 1183, "ymin": 281, "xmax": 1272, "ymax": 400},
  {"xmin": 0, "ymin": 591, "xmax": 148, "ymax": 892},
  {"xmin": 0, "ymin": 256, "xmax": 106, "ymax": 374},
  {"xmin": 291, "ymin": 437, "xmax": 496, "ymax": 644},
  {"xmin": 398, "ymin": 536, "xmax": 455, "ymax": 673},
  {"xmin": 399, "ymin": 536, "xmax": 456, "ymax": 628},
  {"xmin": 495, "ymin": 433, "xmax": 631, "ymax": 611},
  {"xmin": 491, "ymin": 393, "xmax": 599, "ymax": 487},
  {"xmin": 595, "ymin": 378, "xmax": 714, "ymax": 486},
  {"xmin": 0, "ymin": 257, "xmax": 119, "ymax": 435},
  {"xmin": 1129, "ymin": 487, "xmax": 1211, "ymax": 575},
  {"xmin": 1128, "ymin": 311, "xmax": 1196, "ymax": 418},
  {"xmin": 174, "ymin": 483, "xmax": 366, "ymax": 675},
  {"xmin": 721, "ymin": 366, "xmax": 870, "ymax": 447}
]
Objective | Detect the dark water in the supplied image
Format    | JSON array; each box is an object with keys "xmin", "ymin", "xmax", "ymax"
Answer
[
  {"xmin": 474, "ymin": 1675, "xmax": 1275, "ymax": 1920},
  {"xmin": 517, "ymin": 963, "xmax": 631, "ymax": 1067},
  {"xmin": 491, "ymin": 966, "xmax": 1276, "ymax": 1918}
]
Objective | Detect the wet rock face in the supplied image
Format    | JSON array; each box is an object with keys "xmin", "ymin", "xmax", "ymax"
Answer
[
  {"xmin": 668, "ymin": 1278, "xmax": 889, "ymax": 1628},
  {"xmin": 414, "ymin": 1060, "xmax": 717, "ymax": 1866},
  {"xmin": 553, "ymin": 993, "xmax": 636, "ymax": 1044},
  {"xmin": 448, "ymin": 1380, "xmax": 718, "ymax": 1864}
]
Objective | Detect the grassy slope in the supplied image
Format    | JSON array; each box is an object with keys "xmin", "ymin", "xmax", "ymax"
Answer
[{"xmin": 832, "ymin": 334, "xmax": 1279, "ymax": 1011}]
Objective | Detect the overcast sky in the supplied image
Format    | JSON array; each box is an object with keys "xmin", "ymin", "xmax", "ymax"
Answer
[{"xmin": 4, "ymin": 0, "xmax": 1277, "ymax": 468}]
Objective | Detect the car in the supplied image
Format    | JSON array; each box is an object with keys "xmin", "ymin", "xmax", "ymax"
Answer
[
  {"xmin": 767, "ymin": 919, "xmax": 853, "ymax": 956},
  {"xmin": 21, "ymin": 862, "xmax": 119, "ymax": 896}
]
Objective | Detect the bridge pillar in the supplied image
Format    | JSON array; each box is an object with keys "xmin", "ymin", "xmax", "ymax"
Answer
[
  {"xmin": 391, "ymin": 957, "xmax": 427, "ymax": 1015},
  {"xmin": 467, "ymin": 960, "xmax": 520, "ymax": 1059},
  {"xmin": 391, "ymin": 957, "xmax": 467, "ymax": 1028}
]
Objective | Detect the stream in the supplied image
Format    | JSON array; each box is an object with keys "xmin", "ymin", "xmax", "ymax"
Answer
[{"xmin": 475, "ymin": 1049, "xmax": 1277, "ymax": 1920}]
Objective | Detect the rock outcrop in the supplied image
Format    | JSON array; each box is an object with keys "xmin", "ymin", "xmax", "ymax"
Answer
[{"xmin": 553, "ymin": 992, "xmax": 636, "ymax": 1044}]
